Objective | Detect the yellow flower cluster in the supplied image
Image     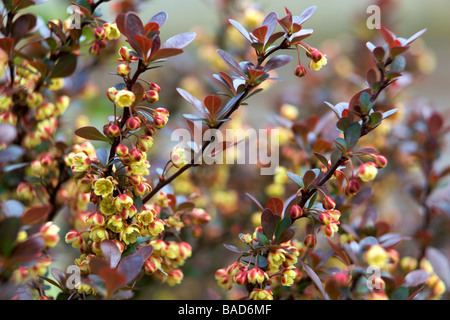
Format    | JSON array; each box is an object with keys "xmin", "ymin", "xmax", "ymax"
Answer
[{"xmin": 215, "ymin": 229, "xmax": 305, "ymax": 299}]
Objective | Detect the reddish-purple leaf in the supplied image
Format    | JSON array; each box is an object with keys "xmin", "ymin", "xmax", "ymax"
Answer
[
  {"xmin": 177, "ymin": 88, "xmax": 206, "ymax": 114},
  {"xmin": 11, "ymin": 13, "xmax": 36, "ymax": 44},
  {"xmin": 277, "ymin": 227, "xmax": 295, "ymax": 244},
  {"xmin": 216, "ymin": 49, "xmax": 246, "ymax": 77},
  {"xmin": 162, "ymin": 32, "xmax": 196, "ymax": 49},
  {"xmin": 21, "ymin": 205, "xmax": 51, "ymax": 226},
  {"xmin": 379, "ymin": 25, "xmax": 396, "ymax": 48},
  {"xmin": 134, "ymin": 245, "xmax": 154, "ymax": 261},
  {"xmin": 134, "ymin": 34, "xmax": 152, "ymax": 60},
  {"xmin": 117, "ymin": 254, "xmax": 144, "ymax": 284},
  {"xmin": 245, "ymin": 193, "xmax": 264, "ymax": 211},
  {"xmin": 295, "ymin": 6, "xmax": 317, "ymax": 25},
  {"xmin": 303, "ymin": 170, "xmax": 317, "ymax": 188},
  {"xmin": 251, "ymin": 26, "xmax": 268, "ymax": 44},
  {"xmin": 261, "ymin": 208, "xmax": 277, "ymax": 240},
  {"xmin": 98, "ymin": 267, "xmax": 127, "ymax": 299},
  {"xmin": 149, "ymin": 11, "xmax": 168, "ymax": 28},
  {"xmin": 301, "ymin": 261, "xmax": 328, "ymax": 299},
  {"xmin": 204, "ymin": 95, "xmax": 222, "ymax": 117},
  {"xmin": 150, "ymin": 47, "xmax": 183, "ymax": 61},
  {"xmin": 89, "ymin": 256, "xmax": 110, "ymax": 274},
  {"xmin": 261, "ymin": 12, "xmax": 278, "ymax": 44},
  {"xmin": 0, "ymin": 37, "xmax": 14, "ymax": 56},
  {"xmin": 290, "ymin": 29, "xmax": 313, "ymax": 43},
  {"xmin": 266, "ymin": 197, "xmax": 284, "ymax": 216},
  {"xmin": 263, "ymin": 55, "xmax": 292, "ymax": 72},
  {"xmin": 229, "ymin": 19, "xmax": 252, "ymax": 42},
  {"xmin": 101, "ymin": 240, "xmax": 122, "ymax": 269},
  {"xmin": 11, "ymin": 236, "xmax": 45, "ymax": 264},
  {"xmin": 403, "ymin": 270, "xmax": 429, "ymax": 287}
]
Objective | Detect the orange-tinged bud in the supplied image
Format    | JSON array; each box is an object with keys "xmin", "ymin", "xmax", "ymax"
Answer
[
  {"xmin": 319, "ymin": 211, "xmax": 334, "ymax": 225},
  {"xmin": 86, "ymin": 211, "xmax": 106, "ymax": 227},
  {"xmin": 145, "ymin": 124, "xmax": 157, "ymax": 136},
  {"xmin": 294, "ymin": 64, "xmax": 306, "ymax": 77},
  {"xmin": 126, "ymin": 117, "xmax": 141, "ymax": 131},
  {"xmin": 105, "ymin": 123, "xmax": 121, "ymax": 137},
  {"xmin": 359, "ymin": 162, "xmax": 378, "ymax": 182},
  {"xmin": 247, "ymin": 267, "xmax": 268, "ymax": 284},
  {"xmin": 16, "ymin": 183, "xmax": 35, "ymax": 201},
  {"xmin": 345, "ymin": 179, "xmax": 361, "ymax": 195},
  {"xmin": 129, "ymin": 148, "xmax": 143, "ymax": 162},
  {"xmin": 136, "ymin": 135, "xmax": 153, "ymax": 152},
  {"xmin": 374, "ymin": 154, "xmax": 388, "ymax": 168},
  {"xmin": 233, "ymin": 271, "xmax": 248, "ymax": 285},
  {"xmin": 152, "ymin": 114, "xmax": 167, "ymax": 129},
  {"xmin": 65, "ymin": 229, "xmax": 83, "ymax": 248},
  {"xmin": 144, "ymin": 256, "xmax": 162, "ymax": 274},
  {"xmin": 116, "ymin": 144, "xmax": 129, "ymax": 157},
  {"xmin": 323, "ymin": 196, "xmax": 336, "ymax": 210},
  {"xmin": 289, "ymin": 204, "xmax": 303, "ymax": 219},
  {"xmin": 94, "ymin": 27, "xmax": 106, "ymax": 40},
  {"xmin": 304, "ymin": 234, "xmax": 317, "ymax": 248},
  {"xmin": 107, "ymin": 87, "xmax": 118, "ymax": 102},
  {"xmin": 145, "ymin": 90, "xmax": 159, "ymax": 103},
  {"xmin": 118, "ymin": 46, "xmax": 135, "ymax": 62},
  {"xmin": 40, "ymin": 221, "xmax": 60, "ymax": 247},
  {"xmin": 117, "ymin": 63, "xmax": 130, "ymax": 77},
  {"xmin": 114, "ymin": 194, "xmax": 133, "ymax": 211},
  {"xmin": 149, "ymin": 83, "xmax": 161, "ymax": 93},
  {"xmin": 215, "ymin": 268, "xmax": 232, "ymax": 290},
  {"xmin": 167, "ymin": 269, "xmax": 183, "ymax": 286}
]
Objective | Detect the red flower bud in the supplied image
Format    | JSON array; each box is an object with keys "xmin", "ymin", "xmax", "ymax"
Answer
[
  {"xmin": 116, "ymin": 144, "xmax": 129, "ymax": 157},
  {"xmin": 126, "ymin": 117, "xmax": 141, "ymax": 131},
  {"xmin": 289, "ymin": 205, "xmax": 303, "ymax": 219},
  {"xmin": 145, "ymin": 124, "xmax": 157, "ymax": 136},
  {"xmin": 129, "ymin": 148, "xmax": 143, "ymax": 162},
  {"xmin": 345, "ymin": 179, "xmax": 361, "ymax": 196},
  {"xmin": 374, "ymin": 154, "xmax": 388, "ymax": 168},
  {"xmin": 146, "ymin": 90, "xmax": 159, "ymax": 103},
  {"xmin": 304, "ymin": 234, "xmax": 317, "ymax": 248},
  {"xmin": 322, "ymin": 196, "xmax": 336, "ymax": 210},
  {"xmin": 105, "ymin": 123, "xmax": 121, "ymax": 137},
  {"xmin": 153, "ymin": 114, "xmax": 167, "ymax": 129},
  {"xmin": 149, "ymin": 83, "xmax": 161, "ymax": 93},
  {"xmin": 294, "ymin": 64, "xmax": 306, "ymax": 78}
]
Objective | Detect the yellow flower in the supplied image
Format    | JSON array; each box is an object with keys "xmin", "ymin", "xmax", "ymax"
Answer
[
  {"xmin": 71, "ymin": 152, "xmax": 91, "ymax": 173},
  {"xmin": 48, "ymin": 78, "xmax": 64, "ymax": 91},
  {"xmin": 120, "ymin": 224, "xmax": 140, "ymax": 245},
  {"xmin": 365, "ymin": 244, "xmax": 389, "ymax": 268},
  {"xmin": 94, "ymin": 178, "xmax": 114, "ymax": 197},
  {"xmin": 99, "ymin": 197, "xmax": 117, "ymax": 216},
  {"xmin": 281, "ymin": 268, "xmax": 297, "ymax": 287},
  {"xmin": 114, "ymin": 89, "xmax": 135, "ymax": 108},
  {"xmin": 249, "ymin": 289, "xmax": 273, "ymax": 300},
  {"xmin": 103, "ymin": 22, "xmax": 120, "ymax": 40},
  {"xmin": 39, "ymin": 221, "xmax": 60, "ymax": 247},
  {"xmin": 166, "ymin": 269, "xmax": 183, "ymax": 286},
  {"xmin": 136, "ymin": 209, "xmax": 155, "ymax": 226},
  {"xmin": 359, "ymin": 162, "xmax": 378, "ymax": 182},
  {"xmin": 106, "ymin": 215, "xmax": 125, "ymax": 233},
  {"xmin": 309, "ymin": 55, "xmax": 328, "ymax": 71},
  {"xmin": 170, "ymin": 146, "xmax": 188, "ymax": 168},
  {"xmin": 89, "ymin": 226, "xmax": 109, "ymax": 243}
]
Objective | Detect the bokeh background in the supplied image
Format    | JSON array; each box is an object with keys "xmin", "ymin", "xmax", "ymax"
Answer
[{"xmin": 25, "ymin": 0, "xmax": 450, "ymax": 299}]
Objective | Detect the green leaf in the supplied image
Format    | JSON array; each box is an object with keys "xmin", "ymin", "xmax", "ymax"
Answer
[
  {"xmin": 344, "ymin": 122, "xmax": 361, "ymax": 150},
  {"xmin": 274, "ymin": 216, "xmax": 291, "ymax": 244},
  {"xmin": 256, "ymin": 255, "xmax": 268, "ymax": 268},
  {"xmin": 75, "ymin": 126, "xmax": 111, "ymax": 143},
  {"xmin": 286, "ymin": 171, "xmax": 304, "ymax": 188},
  {"xmin": 314, "ymin": 153, "xmax": 330, "ymax": 169},
  {"xmin": 0, "ymin": 218, "xmax": 21, "ymax": 257},
  {"xmin": 368, "ymin": 112, "xmax": 383, "ymax": 128},
  {"xmin": 96, "ymin": 148, "xmax": 109, "ymax": 167},
  {"xmin": 391, "ymin": 286, "xmax": 409, "ymax": 300},
  {"xmin": 390, "ymin": 56, "xmax": 406, "ymax": 73},
  {"xmin": 307, "ymin": 191, "xmax": 318, "ymax": 209},
  {"xmin": 256, "ymin": 232, "xmax": 270, "ymax": 245},
  {"xmin": 335, "ymin": 137, "xmax": 347, "ymax": 152},
  {"xmin": 49, "ymin": 54, "xmax": 77, "ymax": 78}
]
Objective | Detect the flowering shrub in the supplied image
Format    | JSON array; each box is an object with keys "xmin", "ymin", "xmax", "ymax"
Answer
[{"xmin": 0, "ymin": 0, "xmax": 448, "ymax": 301}]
